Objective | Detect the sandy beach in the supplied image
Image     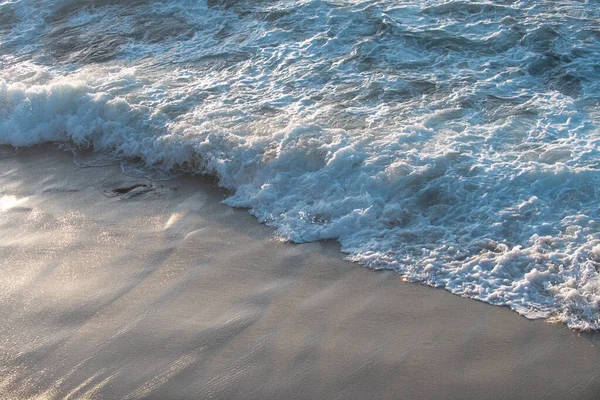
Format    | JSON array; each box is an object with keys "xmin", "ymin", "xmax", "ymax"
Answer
[{"xmin": 1, "ymin": 145, "xmax": 600, "ymax": 399}]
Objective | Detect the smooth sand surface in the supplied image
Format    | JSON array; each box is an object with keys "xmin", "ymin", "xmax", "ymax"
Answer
[{"xmin": 1, "ymin": 145, "xmax": 600, "ymax": 399}]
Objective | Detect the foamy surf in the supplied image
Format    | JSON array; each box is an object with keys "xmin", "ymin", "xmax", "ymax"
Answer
[{"xmin": 1, "ymin": 0, "xmax": 600, "ymax": 329}]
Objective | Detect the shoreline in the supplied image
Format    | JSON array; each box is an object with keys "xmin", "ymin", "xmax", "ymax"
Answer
[{"xmin": 2, "ymin": 145, "xmax": 600, "ymax": 399}]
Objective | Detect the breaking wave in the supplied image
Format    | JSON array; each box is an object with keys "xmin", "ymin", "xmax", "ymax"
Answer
[{"xmin": 2, "ymin": 0, "xmax": 600, "ymax": 329}]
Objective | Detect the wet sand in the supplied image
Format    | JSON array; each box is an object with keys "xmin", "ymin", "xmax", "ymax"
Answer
[{"xmin": 1, "ymin": 145, "xmax": 600, "ymax": 399}]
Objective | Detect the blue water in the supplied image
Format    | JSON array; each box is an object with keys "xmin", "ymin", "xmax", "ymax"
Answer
[{"xmin": 1, "ymin": 0, "xmax": 600, "ymax": 329}]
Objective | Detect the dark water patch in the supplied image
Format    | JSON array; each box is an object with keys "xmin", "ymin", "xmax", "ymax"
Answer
[
  {"xmin": 408, "ymin": 80, "xmax": 438, "ymax": 95},
  {"xmin": 213, "ymin": 22, "xmax": 237, "ymax": 41},
  {"xmin": 549, "ymin": 73, "xmax": 583, "ymax": 98},
  {"xmin": 42, "ymin": 2, "xmax": 133, "ymax": 64},
  {"xmin": 45, "ymin": 31, "xmax": 126, "ymax": 64},
  {"xmin": 254, "ymin": 9, "xmax": 293, "ymax": 22},
  {"xmin": 43, "ymin": 6, "xmax": 197, "ymax": 64},
  {"xmin": 45, "ymin": 0, "xmax": 149, "ymax": 24},
  {"xmin": 206, "ymin": 0, "xmax": 276, "ymax": 17},
  {"xmin": 421, "ymin": 1, "xmax": 518, "ymax": 20},
  {"xmin": 130, "ymin": 14, "xmax": 195, "ymax": 43},
  {"xmin": 379, "ymin": 87, "xmax": 414, "ymax": 103},
  {"xmin": 491, "ymin": 25, "xmax": 527, "ymax": 52},
  {"xmin": 255, "ymin": 105, "xmax": 284, "ymax": 116},
  {"xmin": 522, "ymin": 25, "xmax": 560, "ymax": 53},
  {"xmin": 526, "ymin": 51, "xmax": 584, "ymax": 98},
  {"xmin": 103, "ymin": 182, "xmax": 169, "ymax": 199},
  {"xmin": 206, "ymin": 0, "xmax": 240, "ymax": 9},
  {"xmin": 577, "ymin": 28, "xmax": 600, "ymax": 42},
  {"xmin": 186, "ymin": 51, "xmax": 254, "ymax": 72},
  {"xmin": 112, "ymin": 183, "xmax": 148, "ymax": 194},
  {"xmin": 570, "ymin": 47, "xmax": 593, "ymax": 60},
  {"xmin": 416, "ymin": 186, "xmax": 456, "ymax": 208},
  {"xmin": 405, "ymin": 30, "xmax": 504, "ymax": 55},
  {"xmin": 527, "ymin": 52, "xmax": 561, "ymax": 76},
  {"xmin": 371, "ymin": 18, "xmax": 394, "ymax": 38},
  {"xmin": 0, "ymin": 5, "xmax": 16, "ymax": 33}
]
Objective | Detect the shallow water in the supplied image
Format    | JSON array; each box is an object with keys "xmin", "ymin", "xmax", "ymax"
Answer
[{"xmin": 1, "ymin": 0, "xmax": 600, "ymax": 329}]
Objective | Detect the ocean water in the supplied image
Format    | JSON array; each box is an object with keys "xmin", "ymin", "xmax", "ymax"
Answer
[{"xmin": 1, "ymin": 0, "xmax": 600, "ymax": 330}]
